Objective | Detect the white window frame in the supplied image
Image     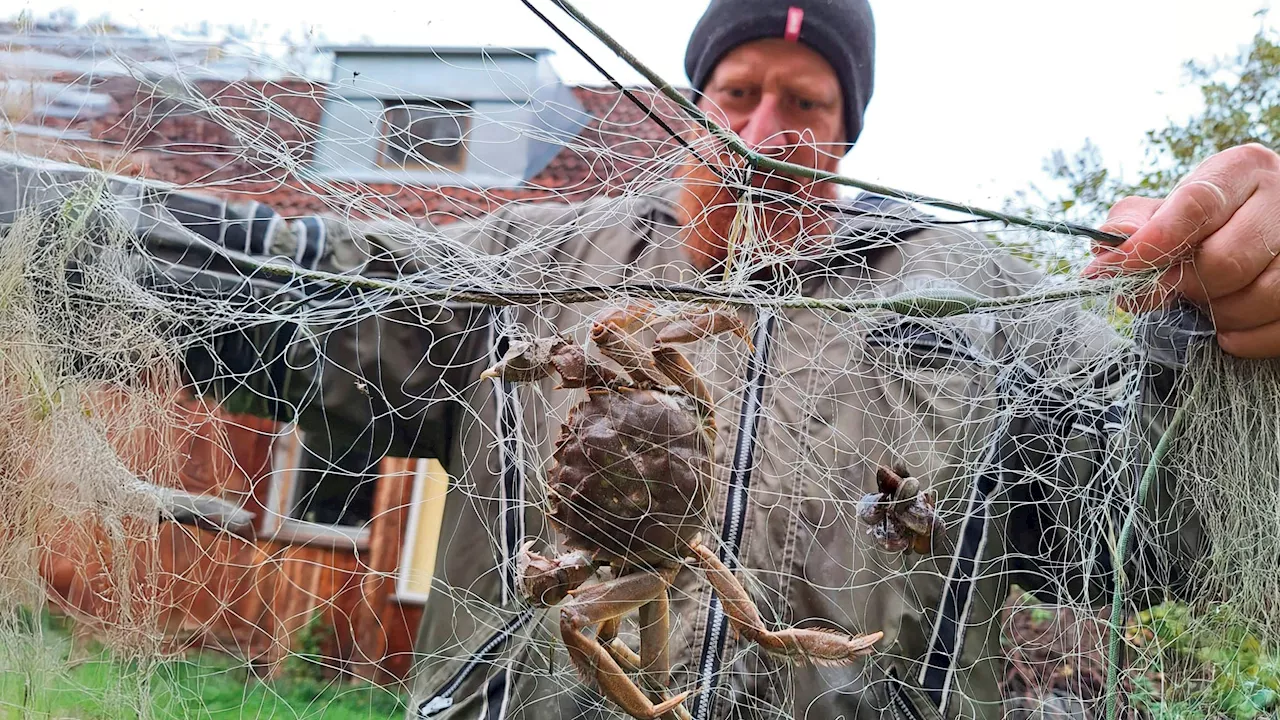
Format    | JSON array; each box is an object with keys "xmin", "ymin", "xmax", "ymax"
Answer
[
  {"xmin": 262, "ymin": 423, "xmax": 371, "ymax": 551},
  {"xmin": 394, "ymin": 458, "xmax": 449, "ymax": 605}
]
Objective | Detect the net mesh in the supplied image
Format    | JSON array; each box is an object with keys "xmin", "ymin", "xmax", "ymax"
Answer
[{"xmin": 0, "ymin": 10, "xmax": 1270, "ymax": 720}]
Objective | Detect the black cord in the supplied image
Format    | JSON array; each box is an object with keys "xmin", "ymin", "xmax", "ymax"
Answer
[
  {"xmin": 520, "ymin": 0, "xmax": 734, "ymax": 185},
  {"xmin": 521, "ymin": 0, "xmax": 1080, "ymax": 233},
  {"xmin": 531, "ymin": 0, "xmax": 1128, "ymax": 246}
]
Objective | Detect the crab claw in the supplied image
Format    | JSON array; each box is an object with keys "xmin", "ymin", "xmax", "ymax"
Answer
[
  {"xmin": 869, "ymin": 521, "xmax": 911, "ymax": 554},
  {"xmin": 861, "ymin": 465, "xmax": 944, "ymax": 555},
  {"xmin": 482, "ymin": 336, "xmax": 621, "ymax": 390},
  {"xmin": 875, "ymin": 465, "xmax": 905, "ymax": 495},
  {"xmin": 897, "ymin": 492, "xmax": 938, "ymax": 538},
  {"xmin": 517, "ymin": 541, "xmax": 596, "ymax": 607},
  {"xmin": 655, "ymin": 307, "xmax": 754, "ymax": 353},
  {"xmin": 855, "ymin": 492, "xmax": 888, "ymax": 526},
  {"xmin": 481, "ymin": 338, "xmax": 562, "ymax": 383}
]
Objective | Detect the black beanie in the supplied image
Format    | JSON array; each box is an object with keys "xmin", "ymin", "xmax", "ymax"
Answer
[{"xmin": 684, "ymin": 0, "xmax": 876, "ymax": 148}]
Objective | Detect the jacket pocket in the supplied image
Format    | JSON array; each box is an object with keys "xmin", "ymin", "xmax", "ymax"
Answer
[{"xmin": 864, "ymin": 318, "xmax": 984, "ymax": 371}]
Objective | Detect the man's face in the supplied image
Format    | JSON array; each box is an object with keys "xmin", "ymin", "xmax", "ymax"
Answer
[{"xmin": 676, "ymin": 38, "xmax": 846, "ymax": 272}]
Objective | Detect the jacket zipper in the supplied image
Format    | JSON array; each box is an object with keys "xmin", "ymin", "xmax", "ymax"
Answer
[
  {"xmin": 690, "ymin": 309, "xmax": 777, "ymax": 720},
  {"xmin": 419, "ymin": 309, "xmax": 530, "ymax": 718},
  {"xmin": 492, "ymin": 309, "xmax": 527, "ymax": 607},
  {"xmin": 417, "ymin": 607, "xmax": 538, "ymax": 718},
  {"xmin": 889, "ymin": 686, "xmax": 926, "ymax": 720},
  {"xmin": 887, "ymin": 669, "xmax": 927, "ymax": 720}
]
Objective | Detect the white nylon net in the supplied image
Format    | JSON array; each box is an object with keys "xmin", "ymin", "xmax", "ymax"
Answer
[{"xmin": 0, "ymin": 8, "xmax": 1271, "ymax": 720}]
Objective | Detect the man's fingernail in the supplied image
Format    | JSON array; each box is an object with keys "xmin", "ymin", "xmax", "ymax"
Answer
[{"xmin": 1099, "ymin": 220, "xmax": 1140, "ymax": 236}]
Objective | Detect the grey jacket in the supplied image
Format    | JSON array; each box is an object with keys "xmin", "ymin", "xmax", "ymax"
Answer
[{"xmin": 0, "ymin": 152, "xmax": 1209, "ymax": 720}]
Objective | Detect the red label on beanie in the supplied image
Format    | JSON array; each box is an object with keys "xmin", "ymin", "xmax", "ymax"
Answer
[{"xmin": 784, "ymin": 7, "xmax": 804, "ymax": 41}]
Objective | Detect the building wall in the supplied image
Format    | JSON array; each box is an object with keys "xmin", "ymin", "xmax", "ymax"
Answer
[{"xmin": 37, "ymin": 394, "xmax": 433, "ymax": 685}]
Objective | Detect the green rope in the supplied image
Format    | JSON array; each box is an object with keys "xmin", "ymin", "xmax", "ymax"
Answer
[
  {"xmin": 173, "ymin": 237, "xmax": 1140, "ymax": 318},
  {"xmin": 1104, "ymin": 379, "xmax": 1199, "ymax": 720}
]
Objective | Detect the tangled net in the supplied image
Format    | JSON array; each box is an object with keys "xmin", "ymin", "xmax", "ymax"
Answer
[{"xmin": 0, "ymin": 7, "xmax": 1275, "ymax": 720}]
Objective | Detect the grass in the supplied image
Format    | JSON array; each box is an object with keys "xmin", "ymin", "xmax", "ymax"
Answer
[{"xmin": 0, "ymin": 610, "xmax": 409, "ymax": 720}]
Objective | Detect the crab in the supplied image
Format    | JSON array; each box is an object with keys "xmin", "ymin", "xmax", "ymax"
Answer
[
  {"xmin": 855, "ymin": 465, "xmax": 945, "ymax": 555},
  {"xmin": 481, "ymin": 301, "xmax": 884, "ymax": 720}
]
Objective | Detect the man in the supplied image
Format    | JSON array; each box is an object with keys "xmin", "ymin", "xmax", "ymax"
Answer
[
  {"xmin": 5, "ymin": 1, "xmax": 1279, "ymax": 718},
  {"xmin": 272, "ymin": 2, "xmax": 1280, "ymax": 719}
]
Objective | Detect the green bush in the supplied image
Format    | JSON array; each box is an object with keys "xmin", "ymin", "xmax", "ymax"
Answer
[{"xmin": 1127, "ymin": 602, "xmax": 1280, "ymax": 720}]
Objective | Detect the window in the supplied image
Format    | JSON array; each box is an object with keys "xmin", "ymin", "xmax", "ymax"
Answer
[
  {"xmin": 290, "ymin": 442, "xmax": 378, "ymax": 527},
  {"xmin": 263, "ymin": 426, "xmax": 450, "ymax": 599},
  {"xmin": 263, "ymin": 426, "xmax": 379, "ymax": 549},
  {"xmin": 378, "ymin": 99, "xmax": 471, "ymax": 171}
]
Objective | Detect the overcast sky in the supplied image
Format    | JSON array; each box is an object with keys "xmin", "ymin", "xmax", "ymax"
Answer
[{"xmin": 3, "ymin": 1, "xmax": 1275, "ymax": 212}]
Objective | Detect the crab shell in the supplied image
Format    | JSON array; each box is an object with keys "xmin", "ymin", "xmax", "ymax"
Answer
[{"xmin": 547, "ymin": 386, "xmax": 714, "ymax": 565}]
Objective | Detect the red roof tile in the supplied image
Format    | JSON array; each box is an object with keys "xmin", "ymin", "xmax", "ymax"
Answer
[{"xmin": 12, "ymin": 49, "xmax": 695, "ymax": 226}]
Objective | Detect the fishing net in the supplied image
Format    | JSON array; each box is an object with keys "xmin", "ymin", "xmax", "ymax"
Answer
[{"xmin": 0, "ymin": 6, "xmax": 1272, "ymax": 720}]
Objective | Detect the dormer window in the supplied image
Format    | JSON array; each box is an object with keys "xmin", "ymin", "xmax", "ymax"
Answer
[
  {"xmin": 378, "ymin": 99, "xmax": 470, "ymax": 172},
  {"xmin": 312, "ymin": 45, "xmax": 589, "ymax": 186}
]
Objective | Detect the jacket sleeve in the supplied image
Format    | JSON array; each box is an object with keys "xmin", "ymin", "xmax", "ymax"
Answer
[
  {"xmin": 0, "ymin": 150, "xmax": 575, "ymax": 464},
  {"xmin": 995, "ymin": 285, "xmax": 1213, "ymax": 609},
  {"xmin": 179, "ymin": 198, "xmax": 590, "ymax": 464}
]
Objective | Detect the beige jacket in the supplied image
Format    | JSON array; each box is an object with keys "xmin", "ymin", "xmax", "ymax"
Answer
[{"xmin": 275, "ymin": 184, "xmax": 1206, "ymax": 720}]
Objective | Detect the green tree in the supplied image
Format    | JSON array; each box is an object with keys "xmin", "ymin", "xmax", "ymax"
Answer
[{"xmin": 1030, "ymin": 13, "xmax": 1280, "ymax": 227}]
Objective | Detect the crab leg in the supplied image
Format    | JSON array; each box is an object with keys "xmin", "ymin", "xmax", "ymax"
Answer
[
  {"xmin": 688, "ymin": 540, "xmax": 883, "ymax": 664},
  {"xmin": 560, "ymin": 570, "xmax": 689, "ymax": 720},
  {"xmin": 655, "ymin": 307, "xmax": 753, "ymax": 353},
  {"xmin": 596, "ymin": 561, "xmax": 685, "ymax": 718},
  {"xmin": 603, "ymin": 634, "xmax": 692, "ymax": 720},
  {"xmin": 638, "ymin": 591, "xmax": 672, "ymax": 692},
  {"xmin": 598, "ymin": 616, "xmax": 623, "ymax": 645},
  {"xmin": 651, "ymin": 345, "xmax": 718, "ymax": 443},
  {"xmin": 598, "ymin": 591, "xmax": 683, "ymax": 714},
  {"xmin": 592, "ymin": 317, "xmax": 668, "ymax": 388},
  {"xmin": 650, "ymin": 308, "xmax": 753, "ymax": 443}
]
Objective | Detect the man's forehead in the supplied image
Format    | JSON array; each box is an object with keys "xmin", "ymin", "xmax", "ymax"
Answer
[{"xmin": 710, "ymin": 38, "xmax": 839, "ymax": 80}]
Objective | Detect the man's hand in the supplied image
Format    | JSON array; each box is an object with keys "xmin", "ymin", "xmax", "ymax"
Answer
[{"xmin": 1084, "ymin": 143, "xmax": 1280, "ymax": 359}]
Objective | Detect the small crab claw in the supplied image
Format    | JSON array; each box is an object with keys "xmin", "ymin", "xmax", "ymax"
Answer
[
  {"xmin": 875, "ymin": 465, "xmax": 905, "ymax": 495},
  {"xmin": 481, "ymin": 339, "xmax": 560, "ymax": 383},
  {"xmin": 482, "ymin": 336, "xmax": 620, "ymax": 389},
  {"xmin": 861, "ymin": 465, "xmax": 944, "ymax": 555},
  {"xmin": 517, "ymin": 541, "xmax": 596, "ymax": 607}
]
